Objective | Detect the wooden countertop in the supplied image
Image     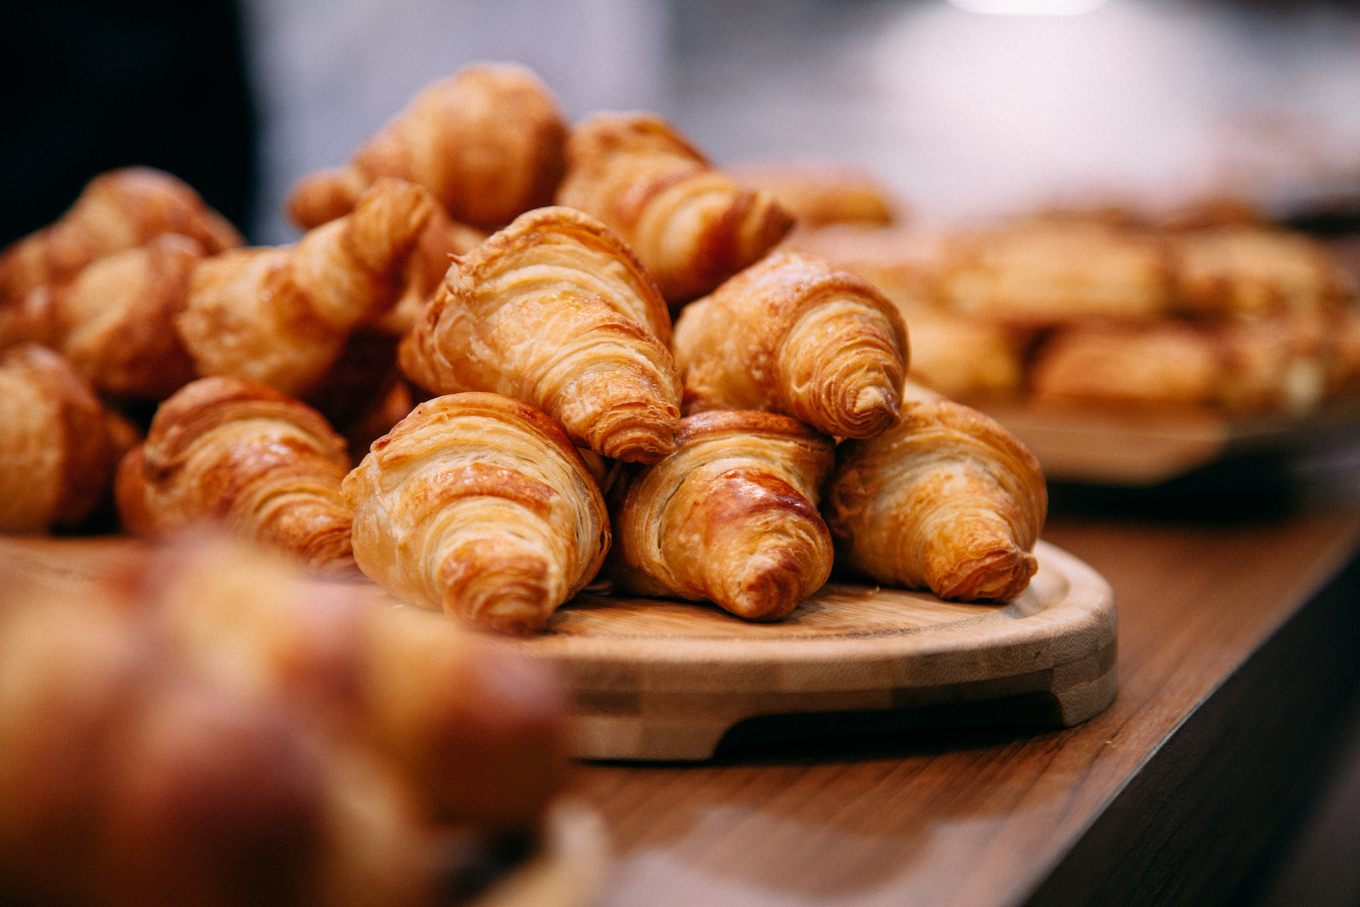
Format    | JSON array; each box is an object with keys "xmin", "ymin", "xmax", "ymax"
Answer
[{"xmin": 568, "ymin": 507, "xmax": 1360, "ymax": 907}]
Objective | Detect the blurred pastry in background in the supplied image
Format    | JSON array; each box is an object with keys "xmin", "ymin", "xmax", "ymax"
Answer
[
  {"xmin": 556, "ymin": 111, "xmax": 794, "ymax": 306},
  {"xmin": 287, "ymin": 63, "xmax": 568, "ymax": 233},
  {"xmin": 727, "ymin": 160, "xmax": 901, "ymax": 229},
  {"xmin": 0, "ymin": 167, "xmax": 242, "ymax": 309},
  {"xmin": 0, "ymin": 344, "xmax": 131, "ymax": 534}
]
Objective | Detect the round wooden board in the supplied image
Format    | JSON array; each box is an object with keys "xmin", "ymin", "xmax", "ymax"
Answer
[
  {"xmin": 0, "ymin": 535, "xmax": 1116, "ymax": 762},
  {"xmin": 515, "ymin": 539, "xmax": 1117, "ymax": 760}
]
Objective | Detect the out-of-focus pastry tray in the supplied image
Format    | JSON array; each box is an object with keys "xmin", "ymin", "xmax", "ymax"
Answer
[
  {"xmin": 976, "ymin": 399, "xmax": 1360, "ymax": 487},
  {"xmin": 0, "ymin": 535, "xmax": 1116, "ymax": 763}
]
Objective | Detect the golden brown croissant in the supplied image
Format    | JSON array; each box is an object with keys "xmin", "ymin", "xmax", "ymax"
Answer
[
  {"xmin": 727, "ymin": 160, "xmax": 900, "ymax": 228},
  {"xmin": 115, "ymin": 376, "xmax": 355, "ymax": 575},
  {"xmin": 605, "ymin": 410, "xmax": 835, "ymax": 621},
  {"xmin": 178, "ymin": 178, "xmax": 433, "ymax": 398},
  {"xmin": 286, "ymin": 63, "xmax": 567, "ymax": 231},
  {"xmin": 823, "ymin": 399, "xmax": 1047, "ymax": 602},
  {"xmin": 398, "ymin": 205, "xmax": 682, "ymax": 464},
  {"xmin": 377, "ymin": 205, "xmax": 488, "ymax": 337},
  {"xmin": 342, "ymin": 392, "xmax": 610, "ymax": 635},
  {"xmin": 672, "ymin": 250, "xmax": 908, "ymax": 439},
  {"xmin": 0, "ymin": 234, "xmax": 203, "ymax": 399},
  {"xmin": 0, "ymin": 166, "xmax": 241, "ymax": 307},
  {"xmin": 0, "ymin": 534, "xmax": 569, "ymax": 907},
  {"xmin": 555, "ymin": 111, "xmax": 795, "ymax": 305},
  {"xmin": 0, "ymin": 344, "xmax": 123, "ymax": 533}
]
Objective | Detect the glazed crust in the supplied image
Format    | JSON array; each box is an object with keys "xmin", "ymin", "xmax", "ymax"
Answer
[
  {"xmin": 0, "ymin": 166, "xmax": 241, "ymax": 307},
  {"xmin": 286, "ymin": 63, "xmax": 567, "ymax": 231},
  {"xmin": 0, "ymin": 344, "xmax": 119, "ymax": 532},
  {"xmin": 555, "ymin": 112, "xmax": 794, "ymax": 304},
  {"xmin": 606, "ymin": 410, "xmax": 835, "ymax": 621},
  {"xmin": 341, "ymin": 392, "xmax": 610, "ymax": 635},
  {"xmin": 115, "ymin": 376, "xmax": 355, "ymax": 575},
  {"xmin": 398, "ymin": 205, "xmax": 681, "ymax": 463},
  {"xmin": 673, "ymin": 250, "xmax": 908, "ymax": 439},
  {"xmin": 179, "ymin": 178, "xmax": 433, "ymax": 398},
  {"xmin": 824, "ymin": 399, "xmax": 1047, "ymax": 602}
]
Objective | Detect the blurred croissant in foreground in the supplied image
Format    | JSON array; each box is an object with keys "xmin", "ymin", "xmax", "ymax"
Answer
[
  {"xmin": 0, "ymin": 344, "xmax": 134, "ymax": 533},
  {"xmin": 0, "ymin": 166, "xmax": 241, "ymax": 308},
  {"xmin": 556, "ymin": 111, "xmax": 794, "ymax": 305},
  {"xmin": 116, "ymin": 376, "xmax": 356, "ymax": 575},
  {"xmin": 0, "ymin": 531, "xmax": 571, "ymax": 907},
  {"xmin": 287, "ymin": 62, "xmax": 567, "ymax": 232},
  {"xmin": 673, "ymin": 251, "xmax": 908, "ymax": 439},
  {"xmin": 343, "ymin": 393, "xmax": 610, "ymax": 635},
  {"xmin": 399, "ymin": 205, "xmax": 681, "ymax": 464},
  {"xmin": 824, "ymin": 397, "xmax": 1047, "ymax": 602},
  {"xmin": 605, "ymin": 410, "xmax": 835, "ymax": 621}
]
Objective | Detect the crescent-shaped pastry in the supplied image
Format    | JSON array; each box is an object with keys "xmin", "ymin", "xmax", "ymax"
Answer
[
  {"xmin": 342, "ymin": 392, "xmax": 610, "ymax": 635},
  {"xmin": 0, "ymin": 344, "xmax": 122, "ymax": 532},
  {"xmin": 178, "ymin": 178, "xmax": 433, "ymax": 398},
  {"xmin": 672, "ymin": 250, "xmax": 909, "ymax": 439},
  {"xmin": 605, "ymin": 410, "xmax": 835, "ymax": 621},
  {"xmin": 286, "ymin": 63, "xmax": 567, "ymax": 231},
  {"xmin": 115, "ymin": 376, "xmax": 355, "ymax": 575},
  {"xmin": 0, "ymin": 234, "xmax": 203, "ymax": 400},
  {"xmin": 726, "ymin": 160, "xmax": 900, "ymax": 228},
  {"xmin": 398, "ymin": 205, "xmax": 681, "ymax": 464},
  {"xmin": 824, "ymin": 399, "xmax": 1047, "ymax": 602},
  {"xmin": 0, "ymin": 166, "xmax": 241, "ymax": 307},
  {"xmin": 555, "ymin": 111, "xmax": 795, "ymax": 305}
]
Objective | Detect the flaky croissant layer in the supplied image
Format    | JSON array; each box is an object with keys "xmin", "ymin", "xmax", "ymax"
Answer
[
  {"xmin": 673, "ymin": 250, "xmax": 909, "ymax": 439},
  {"xmin": 399, "ymin": 205, "xmax": 682, "ymax": 464},
  {"xmin": 343, "ymin": 392, "xmax": 610, "ymax": 635},
  {"xmin": 824, "ymin": 399, "xmax": 1047, "ymax": 602},
  {"xmin": 606, "ymin": 410, "xmax": 835, "ymax": 621}
]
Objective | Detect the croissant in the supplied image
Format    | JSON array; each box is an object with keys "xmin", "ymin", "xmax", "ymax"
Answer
[
  {"xmin": 342, "ymin": 392, "xmax": 610, "ymax": 635},
  {"xmin": 115, "ymin": 376, "xmax": 355, "ymax": 575},
  {"xmin": 178, "ymin": 178, "xmax": 433, "ymax": 398},
  {"xmin": 0, "ymin": 344, "xmax": 124, "ymax": 533},
  {"xmin": 0, "ymin": 544, "xmax": 448, "ymax": 907},
  {"xmin": 398, "ymin": 205, "xmax": 681, "ymax": 464},
  {"xmin": 0, "ymin": 234, "xmax": 203, "ymax": 400},
  {"xmin": 376, "ymin": 205, "xmax": 488, "ymax": 337},
  {"xmin": 555, "ymin": 112, "xmax": 795, "ymax": 305},
  {"xmin": 672, "ymin": 250, "xmax": 909, "ymax": 439},
  {"xmin": 823, "ymin": 399, "xmax": 1047, "ymax": 602},
  {"xmin": 605, "ymin": 410, "xmax": 835, "ymax": 621},
  {"xmin": 726, "ymin": 160, "xmax": 900, "ymax": 228},
  {"xmin": 0, "ymin": 166, "xmax": 241, "ymax": 307},
  {"xmin": 286, "ymin": 63, "xmax": 567, "ymax": 231}
]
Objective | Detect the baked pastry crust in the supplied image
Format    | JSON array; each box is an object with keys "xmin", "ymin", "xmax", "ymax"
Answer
[
  {"xmin": 555, "ymin": 111, "xmax": 794, "ymax": 305},
  {"xmin": 0, "ymin": 166, "xmax": 241, "ymax": 308},
  {"xmin": 673, "ymin": 250, "xmax": 908, "ymax": 439},
  {"xmin": 286, "ymin": 62, "xmax": 567, "ymax": 231},
  {"xmin": 0, "ymin": 344, "xmax": 120, "ymax": 532},
  {"xmin": 115, "ymin": 376, "xmax": 355, "ymax": 575},
  {"xmin": 824, "ymin": 399, "xmax": 1047, "ymax": 602},
  {"xmin": 605, "ymin": 410, "xmax": 835, "ymax": 621},
  {"xmin": 728, "ymin": 160, "xmax": 899, "ymax": 228},
  {"xmin": 398, "ymin": 205, "xmax": 681, "ymax": 463},
  {"xmin": 179, "ymin": 178, "xmax": 433, "ymax": 398},
  {"xmin": 342, "ymin": 392, "xmax": 610, "ymax": 635}
]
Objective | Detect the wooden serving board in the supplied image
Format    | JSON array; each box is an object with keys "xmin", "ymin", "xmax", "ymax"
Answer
[
  {"xmin": 979, "ymin": 399, "xmax": 1360, "ymax": 486},
  {"xmin": 0, "ymin": 536, "xmax": 1116, "ymax": 763}
]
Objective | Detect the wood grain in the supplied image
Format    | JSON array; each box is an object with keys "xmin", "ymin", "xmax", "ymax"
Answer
[{"xmin": 563, "ymin": 508, "xmax": 1360, "ymax": 907}]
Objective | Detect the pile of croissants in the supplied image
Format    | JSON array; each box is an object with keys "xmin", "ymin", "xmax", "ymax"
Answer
[{"xmin": 0, "ymin": 61, "xmax": 1048, "ymax": 636}]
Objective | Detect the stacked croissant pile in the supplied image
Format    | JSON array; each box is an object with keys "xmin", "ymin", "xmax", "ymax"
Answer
[
  {"xmin": 0, "ymin": 59, "xmax": 1053, "ymax": 905},
  {"xmin": 785, "ymin": 202, "xmax": 1360, "ymax": 413}
]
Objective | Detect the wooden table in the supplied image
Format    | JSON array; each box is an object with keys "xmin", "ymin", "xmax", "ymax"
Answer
[{"xmin": 566, "ymin": 506, "xmax": 1360, "ymax": 907}]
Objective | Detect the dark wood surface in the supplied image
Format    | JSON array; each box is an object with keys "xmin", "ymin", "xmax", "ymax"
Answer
[{"xmin": 565, "ymin": 507, "xmax": 1360, "ymax": 907}]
